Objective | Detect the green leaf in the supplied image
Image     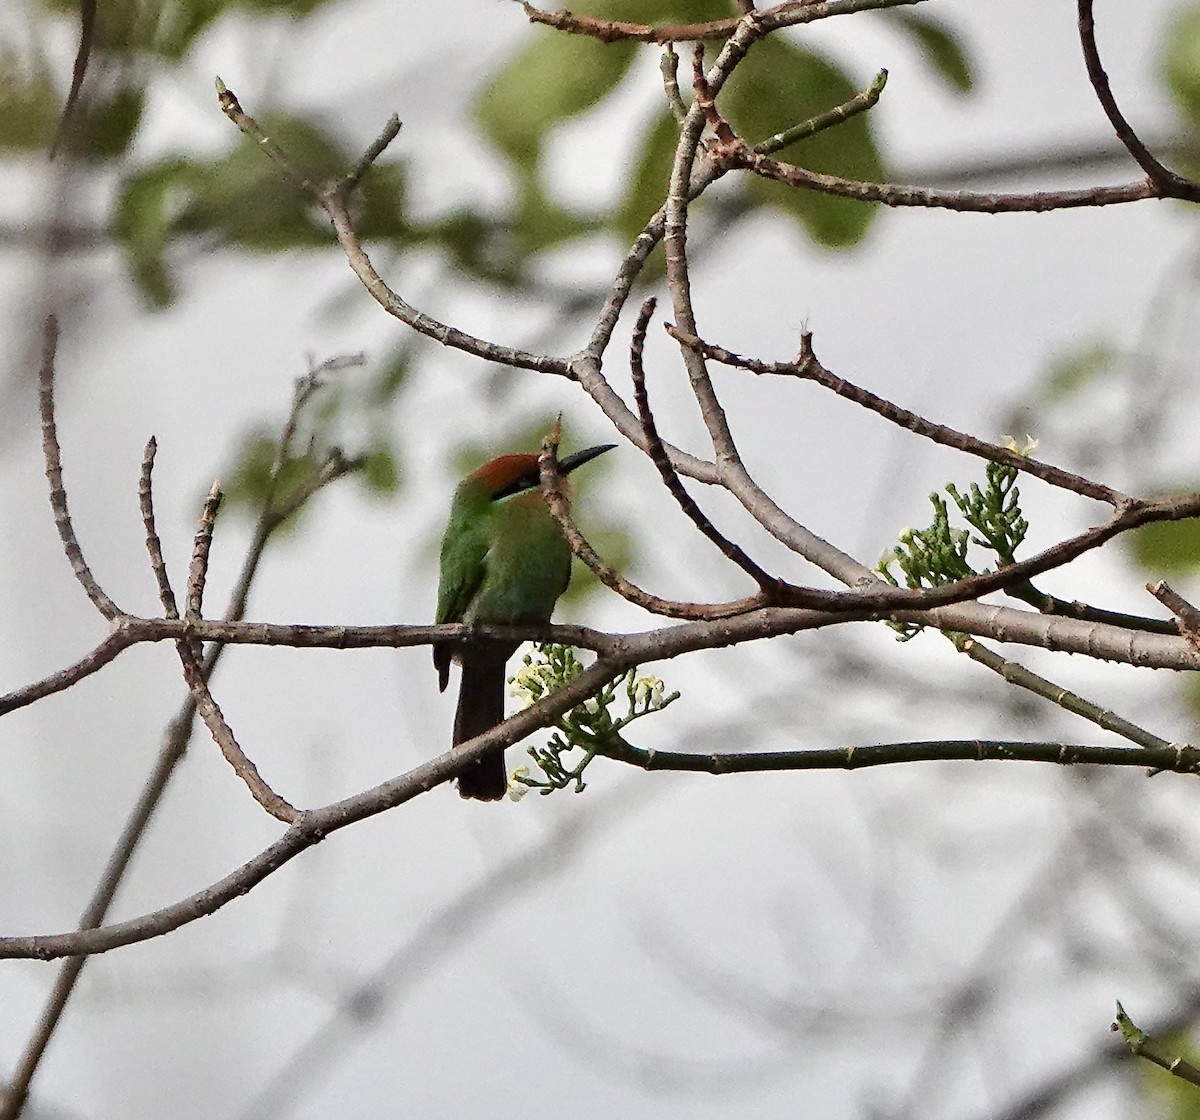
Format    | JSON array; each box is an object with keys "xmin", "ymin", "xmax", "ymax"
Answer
[
  {"xmin": 357, "ymin": 445, "xmax": 401, "ymax": 497},
  {"xmin": 1039, "ymin": 340, "xmax": 1118, "ymax": 404},
  {"xmin": 476, "ymin": 32, "xmax": 637, "ymax": 168},
  {"xmin": 887, "ymin": 11, "xmax": 974, "ymax": 95},
  {"xmin": 355, "ymin": 162, "xmax": 409, "ymax": 241},
  {"xmin": 182, "ymin": 114, "xmax": 341, "ymax": 250},
  {"xmin": 1164, "ymin": 3, "xmax": 1200, "ymax": 128},
  {"xmin": 1127, "ymin": 499, "xmax": 1200, "ymax": 576},
  {"xmin": 725, "ymin": 37, "xmax": 885, "ymax": 247},
  {"xmin": 222, "ymin": 431, "xmax": 322, "ymax": 530},
  {"xmin": 512, "ymin": 179, "xmax": 597, "ymax": 256},
  {"xmin": 0, "ymin": 51, "xmax": 59, "ymax": 152},
  {"xmin": 370, "ymin": 343, "xmax": 416, "ymax": 406},
  {"xmin": 66, "ymin": 85, "xmax": 145, "ymax": 161},
  {"xmin": 114, "ymin": 158, "xmax": 191, "ymax": 307}
]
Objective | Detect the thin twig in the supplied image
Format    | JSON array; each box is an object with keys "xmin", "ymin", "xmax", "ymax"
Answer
[
  {"xmin": 1077, "ymin": 0, "xmax": 1200, "ymax": 202},
  {"xmin": 1147, "ymin": 580, "xmax": 1200, "ymax": 653},
  {"xmin": 599, "ymin": 735, "xmax": 1200, "ymax": 775},
  {"xmin": 956, "ymin": 636, "xmax": 1183, "ymax": 757},
  {"xmin": 139, "ymin": 437, "xmax": 179, "ymax": 619},
  {"xmin": 630, "ymin": 298, "xmax": 783, "ymax": 594},
  {"xmin": 538, "ymin": 426, "xmax": 763, "ymax": 619},
  {"xmin": 177, "ymin": 643, "xmax": 300, "ymax": 822},
  {"xmin": 1007, "ymin": 580, "xmax": 1176, "ymax": 636},
  {"xmin": 516, "ymin": 0, "xmax": 923, "ymax": 42},
  {"xmin": 38, "ymin": 316, "xmax": 123, "ymax": 620},
  {"xmin": 174, "ymin": 481, "xmax": 300, "ymax": 822},
  {"xmin": 1112, "ymin": 1001, "xmax": 1200, "ymax": 1086},
  {"xmin": 753, "ymin": 68, "xmax": 887, "ymax": 155},
  {"xmin": 215, "ymin": 83, "xmax": 567, "ymax": 377},
  {"xmin": 667, "ymin": 323, "xmax": 1127, "ymax": 506},
  {"xmin": 185, "ymin": 481, "xmax": 223, "ymax": 632},
  {"xmin": 659, "ymin": 45, "xmax": 687, "ymax": 122},
  {"xmin": 662, "ymin": 41, "xmax": 744, "ymax": 464},
  {"xmin": 0, "ymin": 631, "xmax": 134, "ymax": 716},
  {"xmin": 717, "ymin": 142, "xmax": 1159, "ymax": 212},
  {"xmin": 49, "ymin": 0, "xmax": 97, "ymax": 160}
]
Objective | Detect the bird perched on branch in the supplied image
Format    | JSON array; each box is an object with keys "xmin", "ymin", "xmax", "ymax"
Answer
[{"xmin": 435, "ymin": 443, "xmax": 615, "ymax": 800}]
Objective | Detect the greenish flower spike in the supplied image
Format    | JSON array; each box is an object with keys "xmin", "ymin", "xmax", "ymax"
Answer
[
  {"xmin": 508, "ymin": 644, "xmax": 679, "ymax": 795},
  {"xmin": 876, "ymin": 445, "xmax": 1034, "ymax": 639}
]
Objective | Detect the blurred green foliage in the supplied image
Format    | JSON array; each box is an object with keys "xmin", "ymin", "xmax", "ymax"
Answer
[
  {"xmin": 1165, "ymin": 2, "xmax": 1200, "ymax": 129},
  {"xmin": 2, "ymin": 0, "xmax": 978, "ymax": 305},
  {"xmin": 4, "ymin": 0, "xmax": 969, "ymax": 594}
]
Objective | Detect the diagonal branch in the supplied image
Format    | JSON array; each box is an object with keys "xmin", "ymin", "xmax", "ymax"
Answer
[
  {"xmin": 630, "ymin": 298, "xmax": 785, "ymax": 595},
  {"xmin": 215, "ymin": 83, "xmax": 568, "ymax": 377},
  {"xmin": 666, "ymin": 323, "xmax": 1127, "ymax": 506}
]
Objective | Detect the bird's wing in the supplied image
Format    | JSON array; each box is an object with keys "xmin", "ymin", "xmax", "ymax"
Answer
[
  {"xmin": 434, "ymin": 521, "xmax": 491, "ymax": 691},
  {"xmin": 436, "ymin": 537, "xmax": 489, "ymax": 626}
]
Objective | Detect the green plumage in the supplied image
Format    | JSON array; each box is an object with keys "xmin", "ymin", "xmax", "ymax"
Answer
[{"xmin": 434, "ymin": 446, "xmax": 613, "ymax": 801}]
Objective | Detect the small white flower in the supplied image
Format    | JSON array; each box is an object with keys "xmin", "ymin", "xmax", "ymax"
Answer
[
  {"xmin": 1001, "ymin": 434, "xmax": 1039, "ymax": 457},
  {"xmin": 509, "ymin": 662, "xmax": 552, "ymax": 704},
  {"xmin": 633, "ymin": 675, "xmax": 666, "ymax": 708},
  {"xmin": 582, "ymin": 696, "xmax": 601, "ymax": 715},
  {"xmin": 507, "ymin": 766, "xmax": 532, "ymax": 801}
]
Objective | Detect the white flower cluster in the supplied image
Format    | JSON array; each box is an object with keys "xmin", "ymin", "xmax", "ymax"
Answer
[
  {"xmin": 508, "ymin": 658, "xmax": 559, "ymax": 706},
  {"xmin": 631, "ymin": 674, "xmax": 666, "ymax": 709}
]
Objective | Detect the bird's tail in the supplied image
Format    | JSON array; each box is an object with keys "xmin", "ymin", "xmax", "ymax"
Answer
[{"xmin": 453, "ymin": 646, "xmax": 513, "ymax": 801}]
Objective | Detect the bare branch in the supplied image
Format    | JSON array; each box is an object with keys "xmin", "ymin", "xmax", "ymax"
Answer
[
  {"xmin": 48, "ymin": 0, "xmax": 96, "ymax": 160},
  {"xmin": 630, "ymin": 298, "xmax": 784, "ymax": 594},
  {"xmin": 0, "ymin": 654, "xmax": 629, "ymax": 961},
  {"xmin": 718, "ymin": 144, "xmax": 1159, "ymax": 212},
  {"xmin": 177, "ymin": 643, "xmax": 300, "ymax": 823},
  {"xmin": 0, "ymin": 631, "xmax": 134, "ymax": 716},
  {"xmin": 1077, "ymin": 0, "xmax": 1200, "ymax": 203},
  {"xmin": 139, "ymin": 437, "xmax": 180, "ymax": 619},
  {"xmin": 38, "ymin": 316, "xmax": 123, "ymax": 621},
  {"xmin": 956, "ymin": 636, "xmax": 1182, "ymax": 756},
  {"xmin": 215, "ymin": 83, "xmax": 568, "ymax": 376},
  {"xmin": 600, "ymin": 735, "xmax": 1200, "ymax": 776},
  {"xmin": 667, "ymin": 324, "xmax": 1128, "ymax": 506},
  {"xmin": 185, "ymin": 482, "xmax": 223, "ymax": 624},
  {"xmin": 516, "ymin": 0, "xmax": 926, "ymax": 42},
  {"xmin": 1147, "ymin": 580, "xmax": 1200, "ymax": 654}
]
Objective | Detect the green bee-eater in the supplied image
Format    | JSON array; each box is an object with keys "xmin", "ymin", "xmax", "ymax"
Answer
[{"xmin": 435, "ymin": 444, "xmax": 615, "ymax": 800}]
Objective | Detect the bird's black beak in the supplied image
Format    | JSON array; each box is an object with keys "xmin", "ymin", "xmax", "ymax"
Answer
[
  {"xmin": 558, "ymin": 443, "xmax": 617, "ymax": 475},
  {"xmin": 493, "ymin": 444, "xmax": 617, "ymax": 502}
]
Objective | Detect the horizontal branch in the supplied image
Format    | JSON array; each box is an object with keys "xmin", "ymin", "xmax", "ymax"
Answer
[
  {"xmin": 603, "ymin": 737, "xmax": 1200, "ymax": 775},
  {"xmin": 6, "ymin": 579, "xmax": 1200, "ymax": 726},
  {"xmin": 517, "ymin": 0, "xmax": 925, "ymax": 42},
  {"xmin": 724, "ymin": 146, "xmax": 1160, "ymax": 212}
]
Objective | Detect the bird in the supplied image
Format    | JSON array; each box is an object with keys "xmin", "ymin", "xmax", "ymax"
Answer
[{"xmin": 434, "ymin": 443, "xmax": 615, "ymax": 800}]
